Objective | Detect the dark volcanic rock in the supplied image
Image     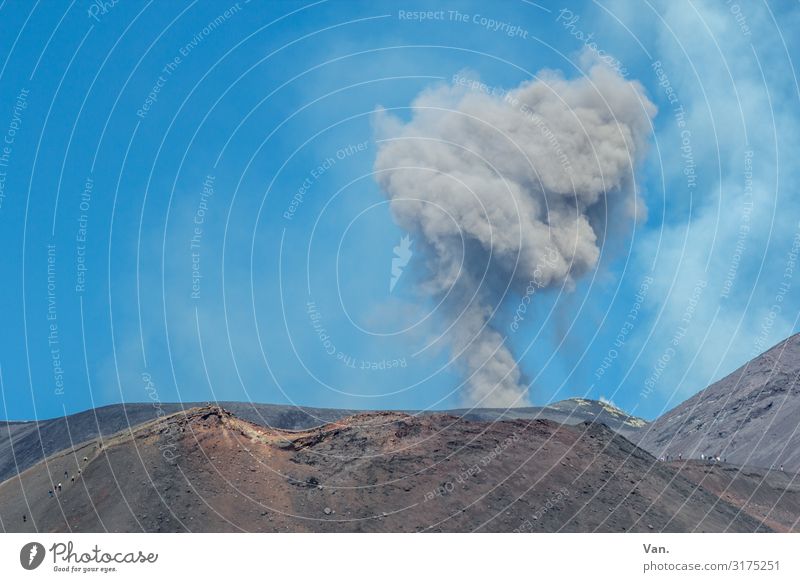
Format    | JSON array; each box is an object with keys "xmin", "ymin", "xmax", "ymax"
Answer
[
  {"xmin": 669, "ymin": 460, "xmax": 800, "ymax": 532},
  {"xmin": 635, "ymin": 333, "xmax": 800, "ymax": 472},
  {"xmin": 452, "ymin": 398, "xmax": 647, "ymax": 438},
  {"xmin": 0, "ymin": 404, "xmax": 188, "ymax": 485},
  {"xmin": 1, "ymin": 399, "xmax": 647, "ymax": 484},
  {"xmin": 0, "ymin": 406, "xmax": 773, "ymax": 533}
]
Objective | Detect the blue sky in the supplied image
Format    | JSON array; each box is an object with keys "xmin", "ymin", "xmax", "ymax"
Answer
[{"xmin": 0, "ymin": 0, "xmax": 798, "ymax": 421}]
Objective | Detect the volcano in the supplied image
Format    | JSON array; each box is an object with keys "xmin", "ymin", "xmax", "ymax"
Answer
[{"xmin": 0, "ymin": 405, "xmax": 777, "ymax": 532}]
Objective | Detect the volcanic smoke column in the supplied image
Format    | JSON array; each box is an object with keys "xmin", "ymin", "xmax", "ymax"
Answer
[{"xmin": 373, "ymin": 61, "xmax": 656, "ymax": 407}]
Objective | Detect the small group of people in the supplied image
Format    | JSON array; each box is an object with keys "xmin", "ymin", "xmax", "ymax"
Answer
[
  {"xmin": 28, "ymin": 457, "xmax": 93, "ymax": 522},
  {"xmin": 656, "ymin": 452, "xmax": 733, "ymax": 464},
  {"xmin": 700, "ymin": 453, "xmax": 726, "ymax": 463},
  {"xmin": 657, "ymin": 453, "xmax": 684, "ymax": 462},
  {"xmin": 47, "ymin": 465, "xmax": 84, "ymax": 499},
  {"xmin": 48, "ymin": 481, "xmax": 62, "ymax": 498},
  {"xmin": 657, "ymin": 454, "xmax": 789, "ymax": 471}
]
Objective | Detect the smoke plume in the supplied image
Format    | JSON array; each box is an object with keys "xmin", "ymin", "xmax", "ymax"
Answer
[{"xmin": 373, "ymin": 60, "xmax": 655, "ymax": 407}]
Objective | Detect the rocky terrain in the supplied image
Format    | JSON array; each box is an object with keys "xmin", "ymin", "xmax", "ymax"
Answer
[
  {"xmin": 0, "ymin": 402, "xmax": 374, "ymax": 485},
  {"xmin": 0, "ymin": 405, "xmax": 776, "ymax": 533},
  {"xmin": 668, "ymin": 460, "xmax": 799, "ymax": 532},
  {"xmin": 3, "ymin": 333, "xmax": 799, "ymax": 533},
  {"xmin": 452, "ymin": 397, "xmax": 647, "ymax": 438},
  {"xmin": 636, "ymin": 333, "xmax": 800, "ymax": 471},
  {"xmin": 0, "ymin": 398, "xmax": 646, "ymax": 484}
]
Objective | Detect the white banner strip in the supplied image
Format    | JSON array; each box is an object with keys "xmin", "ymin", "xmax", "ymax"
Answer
[{"xmin": 1, "ymin": 533, "xmax": 797, "ymax": 581}]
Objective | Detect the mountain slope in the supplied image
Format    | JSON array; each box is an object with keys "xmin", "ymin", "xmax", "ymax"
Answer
[
  {"xmin": 0, "ymin": 406, "xmax": 768, "ymax": 533},
  {"xmin": 669, "ymin": 460, "xmax": 800, "ymax": 532},
  {"xmin": 0, "ymin": 404, "xmax": 186, "ymax": 487},
  {"xmin": 1, "ymin": 398, "xmax": 646, "ymax": 484},
  {"xmin": 636, "ymin": 333, "xmax": 800, "ymax": 471},
  {"xmin": 452, "ymin": 397, "xmax": 646, "ymax": 437}
]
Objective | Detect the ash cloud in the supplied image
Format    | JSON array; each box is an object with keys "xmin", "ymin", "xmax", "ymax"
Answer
[{"xmin": 373, "ymin": 60, "xmax": 655, "ymax": 407}]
